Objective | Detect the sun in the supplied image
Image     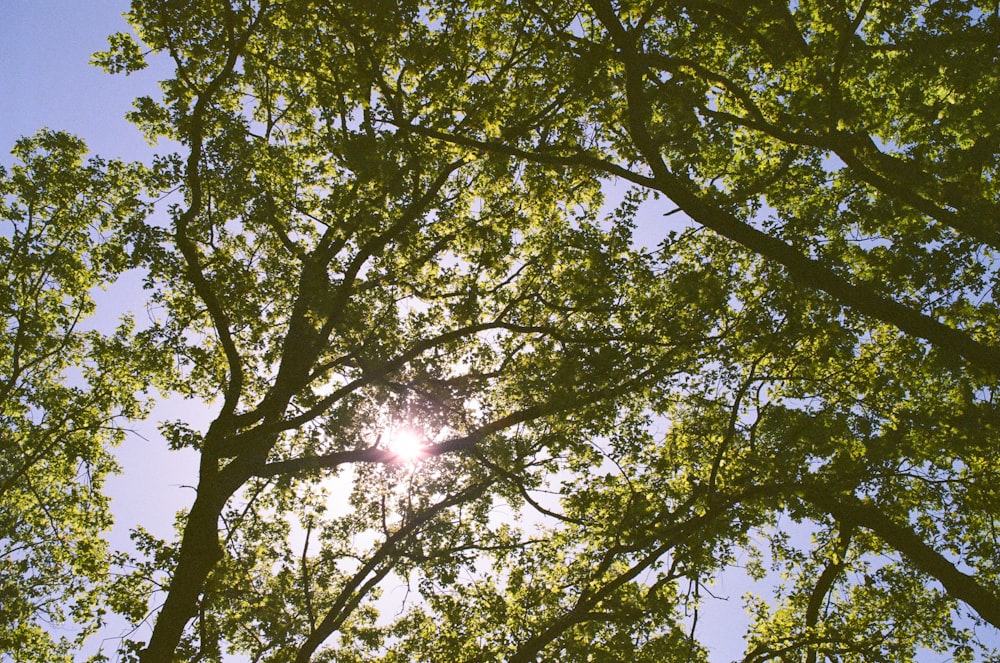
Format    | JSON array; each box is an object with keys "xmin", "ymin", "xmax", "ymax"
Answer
[{"xmin": 385, "ymin": 427, "xmax": 426, "ymax": 463}]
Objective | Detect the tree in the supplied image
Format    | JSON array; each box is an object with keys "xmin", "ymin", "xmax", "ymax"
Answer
[
  {"xmin": 370, "ymin": 0, "xmax": 1000, "ymax": 657},
  {"xmin": 0, "ymin": 131, "xmax": 160, "ymax": 661},
  {"xmin": 4, "ymin": 0, "xmax": 999, "ymax": 661},
  {"xmin": 91, "ymin": 3, "xmax": 696, "ymax": 661}
]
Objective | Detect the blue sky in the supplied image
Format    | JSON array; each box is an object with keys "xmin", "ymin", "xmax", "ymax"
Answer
[{"xmin": 0, "ymin": 1, "xmax": 165, "ymax": 161}]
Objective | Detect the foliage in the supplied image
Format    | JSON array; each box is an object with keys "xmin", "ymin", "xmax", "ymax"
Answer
[
  {"xmin": 0, "ymin": 131, "xmax": 159, "ymax": 661},
  {"xmin": 3, "ymin": 1, "xmax": 1000, "ymax": 662}
]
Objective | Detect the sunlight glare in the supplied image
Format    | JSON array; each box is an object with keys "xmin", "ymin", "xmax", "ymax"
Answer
[{"xmin": 386, "ymin": 427, "xmax": 426, "ymax": 463}]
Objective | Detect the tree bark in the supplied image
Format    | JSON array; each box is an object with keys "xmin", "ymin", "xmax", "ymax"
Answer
[
  {"xmin": 804, "ymin": 491, "xmax": 1000, "ymax": 631},
  {"xmin": 139, "ymin": 483, "xmax": 232, "ymax": 663}
]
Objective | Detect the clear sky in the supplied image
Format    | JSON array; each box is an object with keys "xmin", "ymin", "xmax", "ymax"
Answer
[{"xmin": 0, "ymin": 1, "xmax": 168, "ymax": 161}]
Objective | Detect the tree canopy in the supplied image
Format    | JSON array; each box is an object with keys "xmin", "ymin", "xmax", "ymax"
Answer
[{"xmin": 2, "ymin": 1, "xmax": 999, "ymax": 661}]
